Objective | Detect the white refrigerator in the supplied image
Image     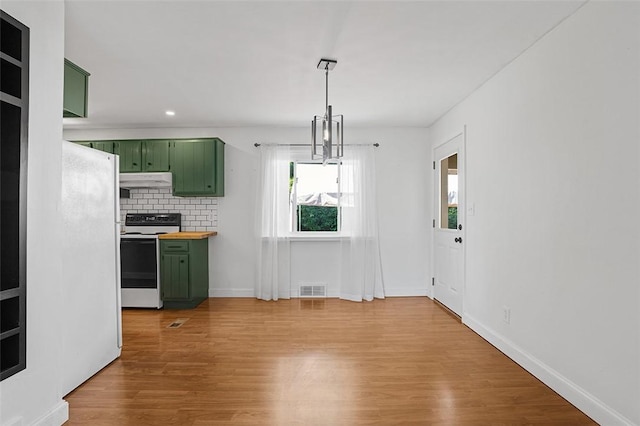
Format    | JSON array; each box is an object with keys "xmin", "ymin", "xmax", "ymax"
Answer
[{"xmin": 60, "ymin": 141, "xmax": 122, "ymax": 396}]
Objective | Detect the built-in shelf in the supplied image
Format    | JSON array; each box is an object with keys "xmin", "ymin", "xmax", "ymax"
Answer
[{"xmin": 0, "ymin": 9, "xmax": 28, "ymax": 382}]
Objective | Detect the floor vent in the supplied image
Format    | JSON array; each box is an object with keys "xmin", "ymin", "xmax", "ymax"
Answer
[
  {"xmin": 167, "ymin": 318, "xmax": 189, "ymax": 328},
  {"xmin": 299, "ymin": 284, "xmax": 327, "ymax": 298}
]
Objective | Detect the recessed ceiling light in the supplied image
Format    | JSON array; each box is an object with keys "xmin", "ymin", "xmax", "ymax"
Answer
[{"xmin": 165, "ymin": 110, "xmax": 175, "ymax": 116}]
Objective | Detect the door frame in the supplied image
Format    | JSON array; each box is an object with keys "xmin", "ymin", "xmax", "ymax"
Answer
[{"xmin": 430, "ymin": 126, "xmax": 466, "ymax": 316}]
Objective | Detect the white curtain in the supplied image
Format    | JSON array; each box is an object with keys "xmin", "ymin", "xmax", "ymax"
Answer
[
  {"xmin": 339, "ymin": 145, "xmax": 385, "ymax": 301},
  {"xmin": 255, "ymin": 145, "xmax": 291, "ymax": 300}
]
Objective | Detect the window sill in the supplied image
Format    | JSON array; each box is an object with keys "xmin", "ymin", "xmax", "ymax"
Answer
[{"xmin": 286, "ymin": 233, "xmax": 347, "ymax": 242}]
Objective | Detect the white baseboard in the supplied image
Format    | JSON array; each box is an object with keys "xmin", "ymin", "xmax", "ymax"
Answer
[
  {"xmin": 383, "ymin": 287, "xmax": 429, "ymax": 297},
  {"xmin": 33, "ymin": 401, "xmax": 68, "ymax": 426},
  {"xmin": 209, "ymin": 288, "xmax": 430, "ymax": 298},
  {"xmin": 209, "ymin": 288, "xmax": 255, "ymax": 297},
  {"xmin": 463, "ymin": 314, "xmax": 634, "ymax": 426}
]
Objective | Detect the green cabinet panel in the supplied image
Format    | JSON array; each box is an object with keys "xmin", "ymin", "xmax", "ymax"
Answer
[
  {"xmin": 171, "ymin": 138, "xmax": 224, "ymax": 197},
  {"xmin": 115, "ymin": 141, "xmax": 142, "ymax": 172},
  {"xmin": 142, "ymin": 140, "xmax": 170, "ymax": 172},
  {"xmin": 160, "ymin": 239, "xmax": 209, "ymax": 309},
  {"xmin": 63, "ymin": 59, "xmax": 90, "ymax": 118},
  {"xmin": 72, "ymin": 141, "xmax": 114, "ymax": 154},
  {"xmin": 115, "ymin": 140, "xmax": 170, "ymax": 173},
  {"xmin": 161, "ymin": 254, "xmax": 190, "ymax": 299},
  {"xmin": 92, "ymin": 141, "xmax": 115, "ymax": 154}
]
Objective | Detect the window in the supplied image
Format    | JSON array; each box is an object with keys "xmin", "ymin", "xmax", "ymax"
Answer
[
  {"xmin": 439, "ymin": 153, "xmax": 458, "ymax": 230},
  {"xmin": 289, "ymin": 162, "xmax": 340, "ymax": 232}
]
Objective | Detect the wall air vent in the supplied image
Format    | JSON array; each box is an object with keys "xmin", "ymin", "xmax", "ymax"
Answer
[{"xmin": 299, "ymin": 284, "xmax": 327, "ymax": 298}]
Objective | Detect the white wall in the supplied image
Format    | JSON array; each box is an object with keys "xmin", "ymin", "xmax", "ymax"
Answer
[
  {"xmin": 429, "ymin": 2, "xmax": 639, "ymax": 424},
  {"xmin": 63, "ymin": 127, "xmax": 430, "ymax": 299},
  {"xmin": 0, "ymin": 2, "xmax": 69, "ymax": 425}
]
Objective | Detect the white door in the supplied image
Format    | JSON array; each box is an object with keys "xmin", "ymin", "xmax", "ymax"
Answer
[{"xmin": 433, "ymin": 131, "xmax": 465, "ymax": 316}]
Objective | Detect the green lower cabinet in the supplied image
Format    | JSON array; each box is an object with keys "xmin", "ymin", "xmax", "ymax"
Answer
[
  {"xmin": 161, "ymin": 254, "xmax": 190, "ymax": 299},
  {"xmin": 160, "ymin": 239, "xmax": 209, "ymax": 309}
]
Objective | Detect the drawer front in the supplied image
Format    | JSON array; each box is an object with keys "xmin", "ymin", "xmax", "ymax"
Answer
[{"xmin": 161, "ymin": 240, "xmax": 189, "ymax": 252}]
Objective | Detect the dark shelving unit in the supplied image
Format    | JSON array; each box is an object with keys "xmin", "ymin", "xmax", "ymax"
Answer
[{"xmin": 0, "ymin": 9, "xmax": 29, "ymax": 381}]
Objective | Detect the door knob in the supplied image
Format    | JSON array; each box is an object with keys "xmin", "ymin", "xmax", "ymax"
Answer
[{"xmin": 454, "ymin": 237, "xmax": 462, "ymax": 243}]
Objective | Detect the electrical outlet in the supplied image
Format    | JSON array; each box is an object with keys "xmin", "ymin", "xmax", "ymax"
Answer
[{"xmin": 502, "ymin": 306, "xmax": 511, "ymax": 324}]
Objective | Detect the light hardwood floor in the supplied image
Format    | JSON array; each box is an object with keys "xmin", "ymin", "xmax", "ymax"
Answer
[{"xmin": 65, "ymin": 298, "xmax": 595, "ymax": 425}]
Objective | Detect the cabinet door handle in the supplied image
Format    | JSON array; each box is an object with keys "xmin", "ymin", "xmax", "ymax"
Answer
[
  {"xmin": 132, "ymin": 162, "xmax": 138, "ymax": 166},
  {"xmin": 148, "ymin": 162, "xmax": 152, "ymax": 165},
  {"xmin": 180, "ymin": 260, "xmax": 185, "ymax": 263}
]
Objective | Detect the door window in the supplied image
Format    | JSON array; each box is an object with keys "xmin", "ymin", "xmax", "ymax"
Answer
[{"xmin": 439, "ymin": 153, "xmax": 458, "ymax": 229}]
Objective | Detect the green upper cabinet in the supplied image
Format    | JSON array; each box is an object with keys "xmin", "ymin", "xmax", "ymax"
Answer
[
  {"xmin": 171, "ymin": 138, "xmax": 224, "ymax": 197},
  {"xmin": 92, "ymin": 141, "xmax": 115, "ymax": 154},
  {"xmin": 115, "ymin": 140, "xmax": 143, "ymax": 172},
  {"xmin": 115, "ymin": 139, "xmax": 170, "ymax": 173},
  {"xmin": 142, "ymin": 140, "xmax": 170, "ymax": 172},
  {"xmin": 70, "ymin": 137, "xmax": 225, "ymax": 197},
  {"xmin": 63, "ymin": 59, "xmax": 90, "ymax": 118},
  {"xmin": 72, "ymin": 141, "xmax": 113, "ymax": 153}
]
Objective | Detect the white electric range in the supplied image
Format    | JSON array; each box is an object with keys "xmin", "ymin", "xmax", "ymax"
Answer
[{"xmin": 120, "ymin": 213, "xmax": 180, "ymax": 308}]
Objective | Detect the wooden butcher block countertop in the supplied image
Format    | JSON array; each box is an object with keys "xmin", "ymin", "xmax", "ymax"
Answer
[{"xmin": 158, "ymin": 231, "xmax": 217, "ymax": 240}]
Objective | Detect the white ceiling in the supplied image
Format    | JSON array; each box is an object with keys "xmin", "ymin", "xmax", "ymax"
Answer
[{"xmin": 63, "ymin": 0, "xmax": 585, "ymax": 130}]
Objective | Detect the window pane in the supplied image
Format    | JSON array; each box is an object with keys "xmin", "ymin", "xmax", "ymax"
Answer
[
  {"xmin": 298, "ymin": 206, "xmax": 338, "ymax": 231},
  {"xmin": 439, "ymin": 153, "xmax": 458, "ymax": 230},
  {"xmin": 292, "ymin": 163, "xmax": 339, "ymax": 232}
]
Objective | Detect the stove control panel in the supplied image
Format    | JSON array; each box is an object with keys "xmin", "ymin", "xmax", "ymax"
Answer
[{"xmin": 125, "ymin": 213, "xmax": 181, "ymax": 227}]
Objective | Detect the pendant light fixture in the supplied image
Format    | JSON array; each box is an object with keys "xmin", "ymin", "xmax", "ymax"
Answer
[{"xmin": 312, "ymin": 58, "xmax": 343, "ymax": 163}]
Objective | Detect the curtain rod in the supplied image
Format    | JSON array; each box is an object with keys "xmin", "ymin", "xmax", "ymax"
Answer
[{"xmin": 253, "ymin": 143, "xmax": 379, "ymax": 147}]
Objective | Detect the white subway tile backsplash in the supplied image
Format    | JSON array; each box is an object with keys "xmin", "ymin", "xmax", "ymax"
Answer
[{"xmin": 121, "ymin": 188, "xmax": 219, "ymax": 231}]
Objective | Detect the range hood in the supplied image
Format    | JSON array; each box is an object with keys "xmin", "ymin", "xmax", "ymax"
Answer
[{"xmin": 119, "ymin": 172, "xmax": 172, "ymax": 189}]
